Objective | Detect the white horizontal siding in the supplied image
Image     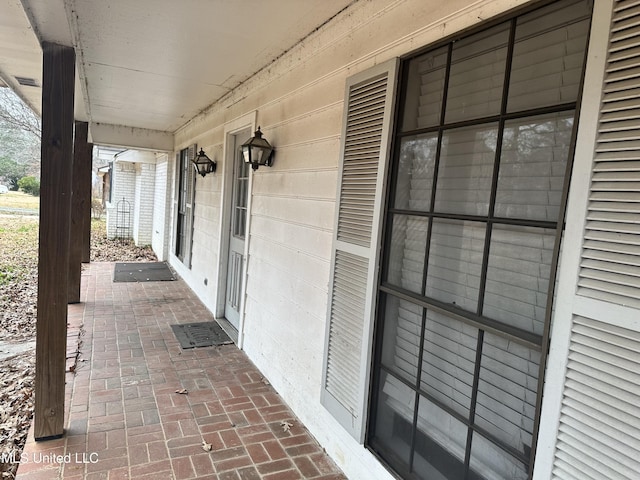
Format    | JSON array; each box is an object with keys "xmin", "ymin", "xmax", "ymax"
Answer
[{"xmin": 170, "ymin": 1, "xmax": 548, "ymax": 479}]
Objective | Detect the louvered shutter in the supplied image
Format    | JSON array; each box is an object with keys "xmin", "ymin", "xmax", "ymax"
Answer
[
  {"xmin": 553, "ymin": 317, "xmax": 640, "ymax": 479},
  {"xmin": 578, "ymin": 0, "xmax": 640, "ymax": 308},
  {"xmin": 548, "ymin": 2, "xmax": 640, "ymax": 479},
  {"xmin": 321, "ymin": 58, "xmax": 399, "ymax": 441}
]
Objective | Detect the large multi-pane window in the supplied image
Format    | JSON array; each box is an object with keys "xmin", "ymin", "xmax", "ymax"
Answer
[{"xmin": 368, "ymin": 1, "xmax": 593, "ymax": 479}]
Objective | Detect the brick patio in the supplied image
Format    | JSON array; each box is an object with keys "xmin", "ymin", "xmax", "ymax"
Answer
[{"xmin": 17, "ymin": 262, "xmax": 347, "ymax": 480}]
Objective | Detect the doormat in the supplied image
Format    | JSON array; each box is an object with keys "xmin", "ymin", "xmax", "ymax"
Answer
[
  {"xmin": 113, "ymin": 262, "xmax": 176, "ymax": 282},
  {"xmin": 170, "ymin": 322, "xmax": 232, "ymax": 349}
]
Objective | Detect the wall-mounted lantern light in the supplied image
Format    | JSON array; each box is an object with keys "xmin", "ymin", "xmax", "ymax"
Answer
[
  {"xmin": 192, "ymin": 148, "xmax": 216, "ymax": 177},
  {"xmin": 241, "ymin": 127, "xmax": 274, "ymax": 170}
]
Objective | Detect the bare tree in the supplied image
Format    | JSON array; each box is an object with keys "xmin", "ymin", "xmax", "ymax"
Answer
[
  {"xmin": 0, "ymin": 88, "xmax": 41, "ymax": 141},
  {"xmin": 0, "ymin": 88, "xmax": 41, "ymax": 178}
]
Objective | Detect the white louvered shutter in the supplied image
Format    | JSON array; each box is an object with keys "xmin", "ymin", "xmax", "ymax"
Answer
[
  {"xmin": 550, "ymin": 2, "xmax": 640, "ymax": 479},
  {"xmin": 578, "ymin": 1, "xmax": 640, "ymax": 307},
  {"xmin": 321, "ymin": 58, "xmax": 399, "ymax": 441},
  {"xmin": 553, "ymin": 317, "xmax": 640, "ymax": 479}
]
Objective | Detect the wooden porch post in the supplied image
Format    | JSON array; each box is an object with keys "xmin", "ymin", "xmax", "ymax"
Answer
[
  {"xmin": 35, "ymin": 42, "xmax": 75, "ymax": 440},
  {"xmin": 68, "ymin": 121, "xmax": 92, "ymax": 304},
  {"xmin": 81, "ymin": 136, "xmax": 92, "ymax": 264}
]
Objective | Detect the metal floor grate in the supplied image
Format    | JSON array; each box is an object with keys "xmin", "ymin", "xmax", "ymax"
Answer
[{"xmin": 170, "ymin": 321, "xmax": 232, "ymax": 349}]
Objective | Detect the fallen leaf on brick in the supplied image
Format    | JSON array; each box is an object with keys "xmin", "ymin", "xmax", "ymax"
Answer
[
  {"xmin": 175, "ymin": 388, "xmax": 188, "ymax": 394},
  {"xmin": 201, "ymin": 440, "xmax": 212, "ymax": 452},
  {"xmin": 281, "ymin": 420, "xmax": 293, "ymax": 432}
]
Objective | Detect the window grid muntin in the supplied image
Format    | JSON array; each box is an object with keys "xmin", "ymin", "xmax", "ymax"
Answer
[
  {"xmin": 232, "ymin": 147, "xmax": 250, "ymax": 239},
  {"xmin": 383, "ymin": 105, "xmax": 577, "ymax": 344},
  {"xmin": 386, "ymin": 107, "xmax": 577, "ymax": 343},
  {"xmin": 370, "ymin": 1, "xmax": 592, "ymax": 479},
  {"xmin": 375, "ymin": 319, "xmax": 535, "ymax": 467}
]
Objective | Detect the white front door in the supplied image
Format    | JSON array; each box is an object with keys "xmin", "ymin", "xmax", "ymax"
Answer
[{"xmin": 224, "ymin": 130, "xmax": 250, "ymax": 329}]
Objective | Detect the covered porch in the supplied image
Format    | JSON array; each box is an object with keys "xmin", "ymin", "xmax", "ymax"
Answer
[{"xmin": 16, "ymin": 262, "xmax": 346, "ymax": 480}]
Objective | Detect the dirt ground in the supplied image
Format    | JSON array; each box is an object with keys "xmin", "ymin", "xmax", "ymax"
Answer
[{"xmin": 0, "ymin": 216, "xmax": 156, "ymax": 479}]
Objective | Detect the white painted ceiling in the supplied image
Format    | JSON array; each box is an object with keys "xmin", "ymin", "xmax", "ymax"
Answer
[{"xmin": 0, "ymin": 0, "xmax": 354, "ymax": 149}]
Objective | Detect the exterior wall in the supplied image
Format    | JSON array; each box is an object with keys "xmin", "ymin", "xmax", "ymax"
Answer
[
  {"xmin": 189, "ymin": 144, "xmax": 224, "ymax": 304},
  {"xmin": 106, "ymin": 149, "xmax": 158, "ymax": 246},
  {"xmin": 133, "ymin": 162, "xmax": 156, "ymax": 246},
  {"xmin": 168, "ymin": 1, "xmax": 618, "ymax": 479},
  {"xmin": 152, "ymin": 153, "xmax": 171, "ymax": 261}
]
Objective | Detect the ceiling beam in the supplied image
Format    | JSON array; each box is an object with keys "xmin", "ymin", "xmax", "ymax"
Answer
[{"xmin": 89, "ymin": 122, "xmax": 174, "ymax": 152}]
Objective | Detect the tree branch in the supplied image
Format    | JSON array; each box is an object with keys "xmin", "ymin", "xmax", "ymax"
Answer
[{"xmin": 0, "ymin": 88, "xmax": 41, "ymax": 141}]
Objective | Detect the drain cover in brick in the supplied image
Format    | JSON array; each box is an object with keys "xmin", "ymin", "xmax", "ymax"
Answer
[
  {"xmin": 170, "ymin": 322, "xmax": 232, "ymax": 348},
  {"xmin": 114, "ymin": 262, "xmax": 176, "ymax": 282}
]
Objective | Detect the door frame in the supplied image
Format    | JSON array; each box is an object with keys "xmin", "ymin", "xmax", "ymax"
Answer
[{"xmin": 215, "ymin": 111, "xmax": 256, "ymax": 349}]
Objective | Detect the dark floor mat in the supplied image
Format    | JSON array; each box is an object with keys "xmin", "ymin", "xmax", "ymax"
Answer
[
  {"xmin": 113, "ymin": 262, "xmax": 176, "ymax": 282},
  {"xmin": 171, "ymin": 322, "xmax": 232, "ymax": 349}
]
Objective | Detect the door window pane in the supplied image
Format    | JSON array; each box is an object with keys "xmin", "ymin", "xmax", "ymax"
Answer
[
  {"xmin": 385, "ymin": 214, "xmax": 428, "ymax": 293},
  {"xmin": 394, "ymin": 133, "xmax": 438, "ymax": 211},
  {"xmin": 445, "ymin": 24, "xmax": 509, "ymax": 123},
  {"xmin": 233, "ymin": 149, "xmax": 250, "ymax": 238},
  {"xmin": 495, "ymin": 113, "xmax": 573, "ymax": 221},
  {"xmin": 426, "ymin": 219, "xmax": 485, "ymax": 313},
  {"xmin": 434, "ymin": 124, "xmax": 498, "ymax": 216}
]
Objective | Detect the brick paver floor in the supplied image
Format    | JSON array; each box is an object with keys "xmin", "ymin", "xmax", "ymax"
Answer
[{"xmin": 17, "ymin": 262, "xmax": 347, "ymax": 480}]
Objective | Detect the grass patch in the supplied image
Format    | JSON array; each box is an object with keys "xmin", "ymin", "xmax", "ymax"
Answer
[
  {"xmin": 17, "ymin": 223, "xmax": 38, "ymax": 233},
  {"xmin": 0, "ymin": 216, "xmax": 39, "ymax": 283},
  {"xmin": 0, "ymin": 266, "xmax": 17, "ymax": 286},
  {"xmin": 0, "ymin": 191, "xmax": 39, "ymax": 210}
]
